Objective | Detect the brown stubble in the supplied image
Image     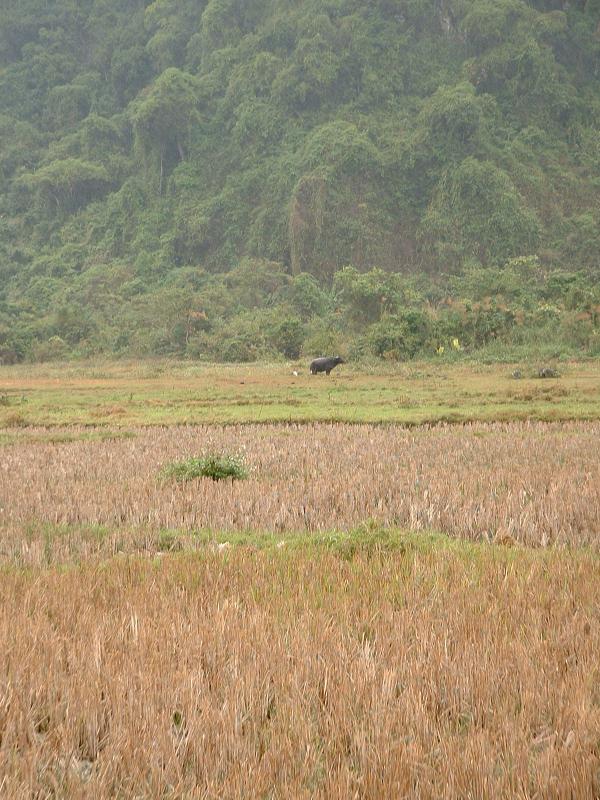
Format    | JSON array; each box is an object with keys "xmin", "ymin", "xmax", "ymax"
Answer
[
  {"xmin": 0, "ymin": 550, "xmax": 598, "ymax": 798},
  {"xmin": 1, "ymin": 421, "xmax": 600, "ymax": 552}
]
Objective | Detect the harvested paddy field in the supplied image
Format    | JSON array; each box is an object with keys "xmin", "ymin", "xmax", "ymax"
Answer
[
  {"xmin": 1, "ymin": 421, "xmax": 599, "ymax": 562},
  {"xmin": 0, "ymin": 546, "xmax": 599, "ymax": 799},
  {"xmin": 2, "ymin": 415, "xmax": 600, "ymax": 798}
]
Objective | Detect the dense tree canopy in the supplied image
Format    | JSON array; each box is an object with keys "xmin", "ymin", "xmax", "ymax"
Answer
[{"xmin": 0, "ymin": 0, "xmax": 598, "ymax": 362}]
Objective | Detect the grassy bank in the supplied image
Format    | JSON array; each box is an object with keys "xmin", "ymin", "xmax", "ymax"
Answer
[{"xmin": 1, "ymin": 359, "xmax": 599, "ymax": 427}]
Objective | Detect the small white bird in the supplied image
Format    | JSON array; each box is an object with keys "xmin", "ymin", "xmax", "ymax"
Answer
[{"xmin": 292, "ymin": 370, "xmax": 299, "ymax": 376}]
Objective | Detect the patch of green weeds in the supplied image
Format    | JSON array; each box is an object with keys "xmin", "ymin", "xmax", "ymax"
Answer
[
  {"xmin": 160, "ymin": 454, "xmax": 248, "ymax": 483},
  {"xmin": 157, "ymin": 530, "xmax": 183, "ymax": 552}
]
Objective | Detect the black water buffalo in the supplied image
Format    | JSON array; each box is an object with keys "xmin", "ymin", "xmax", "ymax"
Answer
[{"xmin": 310, "ymin": 356, "xmax": 345, "ymax": 375}]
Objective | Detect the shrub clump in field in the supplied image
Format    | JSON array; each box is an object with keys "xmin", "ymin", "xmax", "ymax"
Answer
[{"xmin": 160, "ymin": 454, "xmax": 248, "ymax": 483}]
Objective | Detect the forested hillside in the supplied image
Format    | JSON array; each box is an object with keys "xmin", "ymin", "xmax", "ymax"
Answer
[{"xmin": 1, "ymin": 0, "xmax": 599, "ymax": 362}]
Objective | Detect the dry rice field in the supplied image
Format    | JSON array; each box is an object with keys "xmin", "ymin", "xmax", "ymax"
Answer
[
  {"xmin": 1, "ymin": 420, "xmax": 600, "ymax": 798},
  {"xmin": 0, "ymin": 549, "xmax": 599, "ymax": 799},
  {"xmin": 1, "ymin": 421, "xmax": 600, "ymax": 557}
]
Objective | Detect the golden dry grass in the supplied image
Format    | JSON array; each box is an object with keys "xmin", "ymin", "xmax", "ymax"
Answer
[
  {"xmin": 1, "ymin": 421, "xmax": 599, "ymax": 553},
  {"xmin": 2, "ymin": 419, "xmax": 600, "ymax": 797},
  {"xmin": 0, "ymin": 549, "xmax": 598, "ymax": 799}
]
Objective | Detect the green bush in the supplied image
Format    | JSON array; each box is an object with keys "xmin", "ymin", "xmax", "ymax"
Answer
[
  {"xmin": 302, "ymin": 319, "xmax": 344, "ymax": 358},
  {"xmin": 219, "ymin": 338, "xmax": 258, "ymax": 363},
  {"xmin": 160, "ymin": 454, "xmax": 248, "ymax": 483},
  {"xmin": 31, "ymin": 336, "xmax": 69, "ymax": 363},
  {"xmin": 365, "ymin": 312, "xmax": 430, "ymax": 360},
  {"xmin": 269, "ymin": 316, "xmax": 304, "ymax": 359}
]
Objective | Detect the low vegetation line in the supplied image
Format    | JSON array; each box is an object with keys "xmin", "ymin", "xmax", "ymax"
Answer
[
  {"xmin": 4, "ymin": 411, "xmax": 600, "ymax": 439},
  {"xmin": 3, "ymin": 523, "xmax": 576, "ymax": 572}
]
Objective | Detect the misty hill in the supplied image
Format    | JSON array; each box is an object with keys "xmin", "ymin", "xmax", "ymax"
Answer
[{"xmin": 0, "ymin": 0, "xmax": 599, "ymax": 362}]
